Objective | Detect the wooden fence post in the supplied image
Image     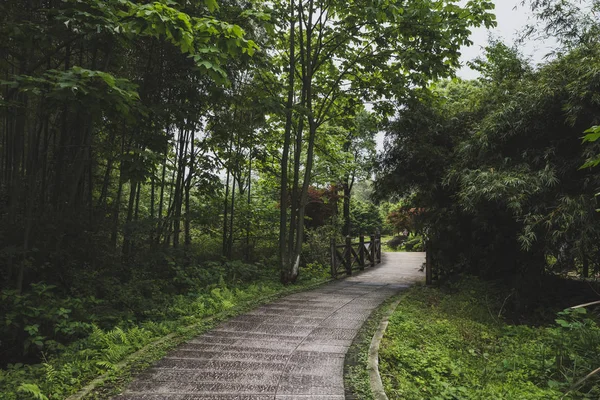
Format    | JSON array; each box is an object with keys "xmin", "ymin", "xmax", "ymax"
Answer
[
  {"xmin": 376, "ymin": 230, "xmax": 381, "ymax": 264},
  {"xmin": 330, "ymin": 231, "xmax": 385, "ymax": 277},
  {"xmin": 359, "ymin": 233, "xmax": 365, "ymax": 270},
  {"xmin": 330, "ymin": 237, "xmax": 337, "ymax": 279},
  {"xmin": 345, "ymin": 235, "xmax": 352, "ymax": 276},
  {"xmin": 369, "ymin": 233, "xmax": 375, "ymax": 267}
]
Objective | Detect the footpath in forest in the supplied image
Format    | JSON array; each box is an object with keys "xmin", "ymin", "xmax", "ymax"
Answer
[{"xmin": 115, "ymin": 252, "xmax": 425, "ymax": 400}]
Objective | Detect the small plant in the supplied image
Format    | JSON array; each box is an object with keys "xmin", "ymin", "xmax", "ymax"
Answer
[
  {"xmin": 17, "ymin": 383, "xmax": 48, "ymax": 400},
  {"xmin": 401, "ymin": 233, "xmax": 424, "ymax": 252},
  {"xmin": 303, "ymin": 262, "xmax": 330, "ymax": 281}
]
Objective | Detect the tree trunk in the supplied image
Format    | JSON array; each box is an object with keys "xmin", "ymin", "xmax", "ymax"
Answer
[
  {"xmin": 279, "ymin": 0, "xmax": 295, "ymax": 281},
  {"xmin": 285, "ymin": 0, "xmax": 316, "ymax": 283},
  {"xmin": 97, "ymin": 130, "xmax": 117, "ymax": 209},
  {"xmin": 228, "ymin": 172, "xmax": 236, "ymax": 258},
  {"xmin": 156, "ymin": 151, "xmax": 168, "ymax": 244},
  {"xmin": 245, "ymin": 149, "xmax": 252, "ymax": 261},
  {"xmin": 582, "ymin": 255, "xmax": 589, "ymax": 279},
  {"xmin": 110, "ymin": 136, "xmax": 126, "ymax": 248},
  {"xmin": 122, "ymin": 180, "xmax": 138, "ymax": 258},
  {"xmin": 172, "ymin": 127, "xmax": 188, "ymax": 249},
  {"xmin": 343, "ymin": 182, "xmax": 351, "ymax": 236},
  {"xmin": 184, "ymin": 131, "xmax": 194, "ymax": 248},
  {"xmin": 222, "ymin": 159, "xmax": 231, "ymax": 258}
]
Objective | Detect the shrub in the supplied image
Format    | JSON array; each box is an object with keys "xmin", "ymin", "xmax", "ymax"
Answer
[{"xmin": 386, "ymin": 235, "xmax": 407, "ymax": 250}]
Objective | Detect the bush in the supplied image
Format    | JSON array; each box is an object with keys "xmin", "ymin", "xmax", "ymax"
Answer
[
  {"xmin": 303, "ymin": 225, "xmax": 339, "ymax": 267},
  {"xmin": 350, "ymin": 199, "xmax": 383, "ymax": 236},
  {"xmin": 386, "ymin": 235, "xmax": 407, "ymax": 250},
  {"xmin": 402, "ymin": 234, "xmax": 424, "ymax": 252},
  {"xmin": 0, "ymin": 283, "xmax": 101, "ymax": 364}
]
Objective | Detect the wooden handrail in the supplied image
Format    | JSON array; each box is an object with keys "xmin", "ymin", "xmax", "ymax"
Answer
[{"xmin": 330, "ymin": 232, "xmax": 382, "ymax": 278}]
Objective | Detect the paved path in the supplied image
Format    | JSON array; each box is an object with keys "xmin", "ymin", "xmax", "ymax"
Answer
[{"xmin": 116, "ymin": 252, "xmax": 425, "ymax": 400}]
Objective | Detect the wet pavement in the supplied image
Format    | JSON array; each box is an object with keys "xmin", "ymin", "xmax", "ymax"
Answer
[{"xmin": 115, "ymin": 252, "xmax": 425, "ymax": 400}]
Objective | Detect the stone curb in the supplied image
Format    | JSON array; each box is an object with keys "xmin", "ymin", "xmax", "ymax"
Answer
[
  {"xmin": 65, "ymin": 278, "xmax": 332, "ymax": 400},
  {"xmin": 368, "ymin": 296, "xmax": 403, "ymax": 400}
]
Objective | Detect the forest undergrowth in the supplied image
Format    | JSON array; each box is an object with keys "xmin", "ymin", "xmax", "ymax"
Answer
[
  {"xmin": 379, "ymin": 276, "xmax": 600, "ymax": 400},
  {"xmin": 0, "ymin": 259, "xmax": 330, "ymax": 400}
]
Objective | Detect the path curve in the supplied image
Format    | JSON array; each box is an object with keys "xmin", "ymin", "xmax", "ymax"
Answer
[{"xmin": 116, "ymin": 252, "xmax": 425, "ymax": 400}]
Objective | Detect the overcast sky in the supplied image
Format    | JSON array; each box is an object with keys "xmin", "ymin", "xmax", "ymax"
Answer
[{"xmin": 457, "ymin": 0, "xmax": 558, "ymax": 79}]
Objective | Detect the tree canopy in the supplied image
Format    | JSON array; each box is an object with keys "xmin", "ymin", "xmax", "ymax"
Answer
[{"xmin": 377, "ymin": 37, "xmax": 600, "ymax": 294}]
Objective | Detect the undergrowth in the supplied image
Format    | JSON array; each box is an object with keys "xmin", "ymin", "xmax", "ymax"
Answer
[
  {"xmin": 381, "ymin": 234, "xmax": 424, "ymax": 253},
  {"xmin": 381, "ymin": 235, "xmax": 404, "ymax": 253},
  {"xmin": 379, "ymin": 276, "xmax": 600, "ymax": 399},
  {"xmin": 0, "ymin": 261, "xmax": 330, "ymax": 400}
]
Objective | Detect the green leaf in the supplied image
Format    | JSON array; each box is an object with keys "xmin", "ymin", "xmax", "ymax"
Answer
[
  {"xmin": 17, "ymin": 383, "xmax": 49, "ymax": 400},
  {"xmin": 582, "ymin": 126, "xmax": 600, "ymax": 142},
  {"xmin": 555, "ymin": 319, "xmax": 570, "ymax": 328},
  {"xmin": 232, "ymin": 25, "xmax": 244, "ymax": 38},
  {"xmin": 204, "ymin": 0, "xmax": 219, "ymax": 12}
]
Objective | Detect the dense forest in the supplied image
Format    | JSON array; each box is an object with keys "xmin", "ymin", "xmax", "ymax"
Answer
[
  {"xmin": 377, "ymin": 1, "xmax": 600, "ymax": 310},
  {"xmin": 1, "ymin": 0, "xmax": 600, "ymax": 398}
]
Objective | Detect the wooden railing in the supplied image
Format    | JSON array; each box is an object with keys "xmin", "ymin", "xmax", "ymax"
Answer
[{"xmin": 330, "ymin": 232, "xmax": 381, "ymax": 278}]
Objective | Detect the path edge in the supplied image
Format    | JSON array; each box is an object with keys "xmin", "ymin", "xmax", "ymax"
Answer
[
  {"xmin": 368, "ymin": 295, "xmax": 403, "ymax": 400},
  {"xmin": 66, "ymin": 277, "xmax": 332, "ymax": 400}
]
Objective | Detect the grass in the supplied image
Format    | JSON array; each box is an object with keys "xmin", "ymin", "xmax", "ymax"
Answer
[
  {"xmin": 344, "ymin": 293, "xmax": 404, "ymax": 399},
  {"xmin": 378, "ymin": 276, "xmax": 600, "ymax": 400},
  {"xmin": 0, "ymin": 268, "xmax": 331, "ymax": 400}
]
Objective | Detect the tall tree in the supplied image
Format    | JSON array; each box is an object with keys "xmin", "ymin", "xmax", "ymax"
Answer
[{"xmin": 274, "ymin": 0, "xmax": 496, "ymax": 282}]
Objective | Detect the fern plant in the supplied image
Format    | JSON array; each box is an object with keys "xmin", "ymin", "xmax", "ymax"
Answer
[{"xmin": 17, "ymin": 383, "xmax": 48, "ymax": 400}]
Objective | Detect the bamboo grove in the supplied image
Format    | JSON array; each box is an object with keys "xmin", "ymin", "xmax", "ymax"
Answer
[
  {"xmin": 377, "ymin": 2, "xmax": 600, "ymax": 303},
  {"xmin": 0, "ymin": 0, "xmax": 264, "ymax": 294}
]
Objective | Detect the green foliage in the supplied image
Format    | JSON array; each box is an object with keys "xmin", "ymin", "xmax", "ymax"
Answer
[
  {"xmin": 350, "ymin": 199, "xmax": 383, "ymax": 236},
  {"xmin": 380, "ymin": 277, "xmax": 600, "ymax": 399},
  {"xmin": 0, "ymin": 265, "xmax": 326, "ymax": 399},
  {"xmin": 402, "ymin": 233, "xmax": 425, "ymax": 252},
  {"xmin": 301, "ymin": 262, "xmax": 331, "ymax": 281},
  {"xmin": 581, "ymin": 125, "xmax": 600, "ymax": 169},
  {"xmin": 0, "ymin": 0, "xmax": 504, "ymax": 393},
  {"xmin": 303, "ymin": 225, "xmax": 339, "ymax": 268},
  {"xmin": 381, "ymin": 235, "xmax": 406, "ymax": 252},
  {"xmin": 0, "ymin": 283, "xmax": 99, "ymax": 359},
  {"xmin": 382, "ymin": 233, "xmax": 424, "ymax": 252},
  {"xmin": 17, "ymin": 383, "xmax": 48, "ymax": 400},
  {"xmin": 527, "ymin": 0, "xmax": 600, "ymax": 49},
  {"xmin": 377, "ymin": 40, "xmax": 600, "ymax": 281}
]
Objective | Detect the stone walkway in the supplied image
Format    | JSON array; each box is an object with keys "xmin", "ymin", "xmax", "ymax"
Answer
[{"xmin": 116, "ymin": 252, "xmax": 425, "ymax": 400}]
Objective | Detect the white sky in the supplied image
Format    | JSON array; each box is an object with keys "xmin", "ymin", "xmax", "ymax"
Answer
[{"xmin": 457, "ymin": 0, "xmax": 558, "ymax": 79}]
